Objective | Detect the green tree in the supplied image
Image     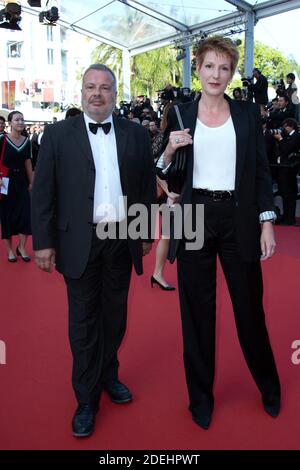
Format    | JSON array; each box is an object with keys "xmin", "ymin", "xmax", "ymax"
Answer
[
  {"xmin": 90, "ymin": 43, "xmax": 183, "ymax": 102},
  {"xmin": 237, "ymin": 40, "xmax": 297, "ymax": 82},
  {"xmin": 131, "ymin": 46, "xmax": 182, "ymax": 100}
]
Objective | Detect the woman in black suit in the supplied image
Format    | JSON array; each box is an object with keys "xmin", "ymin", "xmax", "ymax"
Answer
[{"xmin": 158, "ymin": 36, "xmax": 280, "ymax": 429}]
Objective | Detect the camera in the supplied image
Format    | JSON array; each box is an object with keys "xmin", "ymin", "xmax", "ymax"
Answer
[
  {"xmin": 241, "ymin": 76, "xmax": 253, "ymax": 87},
  {"xmin": 174, "ymin": 87, "xmax": 192, "ymax": 103},
  {"xmin": 272, "ymin": 79, "xmax": 286, "ymax": 97},
  {"xmin": 155, "ymin": 88, "xmax": 175, "ymax": 104},
  {"xmin": 241, "ymin": 77, "xmax": 254, "ymax": 101},
  {"xmin": 269, "ymin": 127, "xmax": 283, "ymax": 136},
  {"xmin": 118, "ymin": 101, "xmax": 132, "ymax": 117}
]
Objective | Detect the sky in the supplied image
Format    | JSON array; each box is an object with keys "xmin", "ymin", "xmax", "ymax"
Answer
[
  {"xmin": 74, "ymin": 8, "xmax": 300, "ymax": 67},
  {"xmin": 254, "ymin": 9, "xmax": 300, "ymax": 63}
]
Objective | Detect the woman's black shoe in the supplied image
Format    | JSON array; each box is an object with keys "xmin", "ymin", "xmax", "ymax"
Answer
[
  {"xmin": 16, "ymin": 246, "xmax": 31, "ymax": 262},
  {"xmin": 151, "ymin": 276, "xmax": 175, "ymax": 291},
  {"xmin": 262, "ymin": 395, "xmax": 280, "ymax": 418},
  {"xmin": 192, "ymin": 412, "xmax": 212, "ymax": 430},
  {"xmin": 8, "ymin": 255, "xmax": 17, "ymax": 263}
]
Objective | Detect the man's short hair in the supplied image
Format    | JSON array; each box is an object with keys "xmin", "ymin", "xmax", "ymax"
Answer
[
  {"xmin": 0, "ymin": 115, "xmax": 5, "ymax": 123},
  {"xmin": 82, "ymin": 64, "xmax": 117, "ymax": 91},
  {"xmin": 286, "ymin": 73, "xmax": 295, "ymax": 81},
  {"xmin": 282, "ymin": 118, "xmax": 298, "ymax": 130},
  {"xmin": 65, "ymin": 107, "xmax": 82, "ymax": 119}
]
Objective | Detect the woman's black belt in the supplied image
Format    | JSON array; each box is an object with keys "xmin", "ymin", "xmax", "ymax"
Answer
[
  {"xmin": 193, "ymin": 188, "xmax": 234, "ymax": 201},
  {"xmin": 8, "ymin": 168, "xmax": 24, "ymax": 174}
]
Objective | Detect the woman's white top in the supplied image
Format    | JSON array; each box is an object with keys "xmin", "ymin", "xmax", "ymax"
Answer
[{"xmin": 193, "ymin": 116, "xmax": 236, "ymax": 190}]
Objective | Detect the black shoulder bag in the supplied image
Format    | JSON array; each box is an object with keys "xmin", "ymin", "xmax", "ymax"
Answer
[{"xmin": 167, "ymin": 105, "xmax": 188, "ymax": 194}]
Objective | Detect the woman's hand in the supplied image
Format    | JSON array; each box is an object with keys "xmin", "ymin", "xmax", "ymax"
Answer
[
  {"xmin": 260, "ymin": 222, "xmax": 276, "ymax": 260},
  {"xmin": 164, "ymin": 128, "xmax": 193, "ymax": 166},
  {"xmin": 166, "ymin": 191, "xmax": 180, "ymax": 206},
  {"xmin": 167, "ymin": 191, "xmax": 180, "ymax": 200}
]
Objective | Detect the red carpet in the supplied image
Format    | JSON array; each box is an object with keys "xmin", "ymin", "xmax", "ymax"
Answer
[{"xmin": 0, "ymin": 226, "xmax": 300, "ymax": 450}]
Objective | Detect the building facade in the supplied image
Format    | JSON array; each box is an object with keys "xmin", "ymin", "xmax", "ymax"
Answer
[{"xmin": 0, "ymin": 10, "xmax": 94, "ymax": 121}]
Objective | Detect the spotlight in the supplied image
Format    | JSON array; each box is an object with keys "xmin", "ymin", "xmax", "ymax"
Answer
[
  {"xmin": 4, "ymin": 2, "xmax": 21, "ymax": 17},
  {"xmin": 0, "ymin": 2, "xmax": 22, "ymax": 30},
  {"xmin": 176, "ymin": 48, "xmax": 187, "ymax": 62},
  {"xmin": 27, "ymin": 1, "xmax": 41, "ymax": 6},
  {"xmin": 39, "ymin": 6, "xmax": 59, "ymax": 25}
]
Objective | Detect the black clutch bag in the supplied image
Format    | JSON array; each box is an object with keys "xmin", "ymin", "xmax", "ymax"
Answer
[{"xmin": 167, "ymin": 105, "xmax": 187, "ymax": 194}]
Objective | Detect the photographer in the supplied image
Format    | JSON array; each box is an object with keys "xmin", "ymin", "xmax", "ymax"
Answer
[
  {"xmin": 155, "ymin": 86, "xmax": 176, "ymax": 118},
  {"xmin": 286, "ymin": 73, "xmax": 299, "ymax": 122},
  {"xmin": 118, "ymin": 101, "xmax": 132, "ymax": 118},
  {"xmin": 270, "ymin": 95, "xmax": 294, "ymax": 128},
  {"xmin": 132, "ymin": 95, "xmax": 152, "ymax": 119},
  {"xmin": 275, "ymin": 118, "xmax": 300, "ymax": 164},
  {"xmin": 149, "ymin": 120, "xmax": 163, "ymax": 161},
  {"xmin": 273, "ymin": 118, "xmax": 300, "ymax": 225},
  {"xmin": 261, "ymin": 117, "xmax": 276, "ymax": 164},
  {"xmin": 232, "ymin": 87, "xmax": 243, "ymax": 101},
  {"xmin": 248, "ymin": 68, "xmax": 269, "ymax": 111},
  {"xmin": 274, "ymin": 79, "xmax": 286, "ymax": 98},
  {"xmin": 174, "ymin": 87, "xmax": 193, "ymax": 104},
  {"xmin": 241, "ymin": 76, "xmax": 253, "ymax": 101}
]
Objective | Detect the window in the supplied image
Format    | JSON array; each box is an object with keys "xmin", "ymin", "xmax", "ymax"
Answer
[
  {"xmin": 61, "ymin": 50, "xmax": 68, "ymax": 82},
  {"xmin": 47, "ymin": 25, "xmax": 53, "ymax": 41},
  {"xmin": 7, "ymin": 41, "xmax": 23, "ymax": 58},
  {"xmin": 47, "ymin": 48, "xmax": 54, "ymax": 65},
  {"xmin": 60, "ymin": 27, "xmax": 67, "ymax": 42}
]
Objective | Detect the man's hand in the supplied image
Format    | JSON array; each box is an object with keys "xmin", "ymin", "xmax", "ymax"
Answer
[
  {"xmin": 34, "ymin": 248, "xmax": 56, "ymax": 272},
  {"xmin": 142, "ymin": 242, "xmax": 152, "ymax": 256},
  {"xmin": 260, "ymin": 222, "xmax": 276, "ymax": 261}
]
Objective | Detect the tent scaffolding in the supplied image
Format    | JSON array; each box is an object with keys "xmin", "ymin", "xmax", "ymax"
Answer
[{"xmin": 19, "ymin": 0, "xmax": 300, "ymax": 99}]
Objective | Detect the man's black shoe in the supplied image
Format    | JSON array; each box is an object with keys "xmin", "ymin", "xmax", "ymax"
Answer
[
  {"xmin": 104, "ymin": 380, "xmax": 133, "ymax": 404},
  {"xmin": 72, "ymin": 404, "xmax": 98, "ymax": 437}
]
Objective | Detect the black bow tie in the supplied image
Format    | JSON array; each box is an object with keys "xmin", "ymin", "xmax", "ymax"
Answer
[{"xmin": 89, "ymin": 122, "xmax": 111, "ymax": 135}]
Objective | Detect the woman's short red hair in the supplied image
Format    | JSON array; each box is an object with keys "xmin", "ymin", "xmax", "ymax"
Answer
[{"xmin": 195, "ymin": 36, "xmax": 239, "ymax": 75}]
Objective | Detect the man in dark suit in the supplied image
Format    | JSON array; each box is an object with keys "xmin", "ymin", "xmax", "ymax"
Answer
[
  {"xmin": 270, "ymin": 95, "xmax": 294, "ymax": 129},
  {"xmin": 31, "ymin": 64, "xmax": 156, "ymax": 437},
  {"xmin": 273, "ymin": 118, "xmax": 300, "ymax": 224},
  {"xmin": 249, "ymin": 68, "xmax": 269, "ymax": 111}
]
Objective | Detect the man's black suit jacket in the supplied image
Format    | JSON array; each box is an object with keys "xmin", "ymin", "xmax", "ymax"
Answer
[
  {"xmin": 277, "ymin": 130, "xmax": 300, "ymax": 165},
  {"xmin": 31, "ymin": 113, "xmax": 156, "ymax": 278},
  {"xmin": 162, "ymin": 96, "xmax": 275, "ymax": 263},
  {"xmin": 249, "ymin": 74, "xmax": 268, "ymax": 105}
]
